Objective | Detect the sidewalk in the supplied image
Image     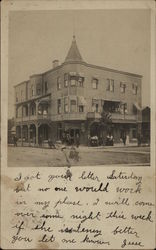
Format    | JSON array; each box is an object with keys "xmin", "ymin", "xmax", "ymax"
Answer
[
  {"xmin": 8, "ymin": 142, "xmax": 150, "ymax": 155},
  {"xmin": 8, "ymin": 141, "xmax": 150, "ymax": 149}
]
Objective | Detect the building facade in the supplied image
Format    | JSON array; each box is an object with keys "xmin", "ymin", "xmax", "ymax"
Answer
[
  {"xmin": 14, "ymin": 36, "xmax": 142, "ymax": 146},
  {"xmin": 141, "ymin": 107, "xmax": 150, "ymax": 144}
]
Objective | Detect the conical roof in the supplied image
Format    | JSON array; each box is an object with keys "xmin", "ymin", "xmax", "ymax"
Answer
[{"xmin": 65, "ymin": 35, "xmax": 83, "ymax": 62}]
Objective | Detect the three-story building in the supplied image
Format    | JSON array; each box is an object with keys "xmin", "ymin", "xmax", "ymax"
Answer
[{"xmin": 14, "ymin": 35, "xmax": 142, "ymax": 146}]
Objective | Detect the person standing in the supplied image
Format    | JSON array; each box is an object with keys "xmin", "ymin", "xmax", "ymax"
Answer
[
  {"xmin": 75, "ymin": 133, "xmax": 80, "ymax": 148},
  {"xmin": 39, "ymin": 135, "xmax": 43, "ymax": 147},
  {"xmin": 126, "ymin": 134, "xmax": 129, "ymax": 145},
  {"xmin": 87, "ymin": 133, "xmax": 90, "ymax": 147},
  {"xmin": 13, "ymin": 135, "xmax": 18, "ymax": 147},
  {"xmin": 137, "ymin": 133, "xmax": 141, "ymax": 147},
  {"xmin": 122, "ymin": 133, "xmax": 126, "ymax": 146}
]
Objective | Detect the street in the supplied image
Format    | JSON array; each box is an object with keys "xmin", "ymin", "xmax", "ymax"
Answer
[{"xmin": 8, "ymin": 145, "xmax": 150, "ymax": 167}]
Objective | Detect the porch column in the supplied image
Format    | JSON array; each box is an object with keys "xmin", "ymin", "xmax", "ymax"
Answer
[
  {"xmin": 21, "ymin": 125, "xmax": 23, "ymax": 146},
  {"xmin": 35, "ymin": 123, "xmax": 39, "ymax": 146},
  {"xmin": 28, "ymin": 124, "xmax": 30, "ymax": 146},
  {"xmin": 36, "ymin": 101, "xmax": 39, "ymax": 117},
  {"xmin": 28, "ymin": 103, "xmax": 30, "ymax": 121},
  {"xmin": 137, "ymin": 123, "xmax": 142, "ymax": 135}
]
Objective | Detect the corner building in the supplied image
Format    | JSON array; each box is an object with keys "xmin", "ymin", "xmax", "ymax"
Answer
[{"xmin": 15, "ymin": 36, "xmax": 142, "ymax": 146}]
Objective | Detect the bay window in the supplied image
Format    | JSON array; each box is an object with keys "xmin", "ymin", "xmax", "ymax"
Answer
[
  {"xmin": 57, "ymin": 99, "xmax": 61, "ymax": 114},
  {"xmin": 64, "ymin": 97, "xmax": 68, "ymax": 113},
  {"xmin": 64, "ymin": 73, "xmax": 68, "ymax": 87},
  {"xmin": 70, "ymin": 100, "xmax": 76, "ymax": 112}
]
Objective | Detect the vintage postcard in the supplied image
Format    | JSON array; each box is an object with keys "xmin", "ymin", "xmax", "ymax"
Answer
[{"xmin": 1, "ymin": 0, "xmax": 155, "ymax": 249}]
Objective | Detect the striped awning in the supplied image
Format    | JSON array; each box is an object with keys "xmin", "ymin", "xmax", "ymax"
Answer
[
  {"xmin": 38, "ymin": 97, "xmax": 51, "ymax": 105},
  {"xmin": 133, "ymin": 102, "xmax": 141, "ymax": 111}
]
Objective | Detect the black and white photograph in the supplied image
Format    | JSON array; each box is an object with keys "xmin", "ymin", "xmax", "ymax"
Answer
[
  {"xmin": 7, "ymin": 8, "xmax": 151, "ymax": 167},
  {"xmin": 1, "ymin": 1, "xmax": 155, "ymax": 250}
]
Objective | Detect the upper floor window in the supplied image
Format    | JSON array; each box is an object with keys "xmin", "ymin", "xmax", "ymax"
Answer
[
  {"xmin": 31, "ymin": 85, "xmax": 34, "ymax": 96},
  {"xmin": 92, "ymin": 78, "xmax": 98, "ymax": 89},
  {"xmin": 103, "ymin": 100, "xmax": 120, "ymax": 113},
  {"xmin": 70, "ymin": 100, "xmax": 76, "ymax": 112},
  {"xmin": 16, "ymin": 92, "xmax": 18, "ymax": 102},
  {"xmin": 79, "ymin": 105, "xmax": 84, "ymax": 113},
  {"xmin": 21, "ymin": 90, "xmax": 23, "ymax": 100},
  {"xmin": 132, "ymin": 83, "xmax": 138, "ymax": 95},
  {"xmin": 36, "ymin": 83, "xmax": 41, "ymax": 95},
  {"xmin": 120, "ymin": 103, "xmax": 128, "ymax": 114},
  {"xmin": 92, "ymin": 99, "xmax": 99, "ymax": 112},
  {"xmin": 16, "ymin": 108, "xmax": 18, "ymax": 118},
  {"xmin": 64, "ymin": 97, "xmax": 68, "ymax": 113},
  {"xmin": 95, "ymin": 103, "xmax": 99, "ymax": 112},
  {"xmin": 78, "ymin": 77, "xmax": 84, "ymax": 87},
  {"xmin": 120, "ymin": 82, "xmax": 126, "ymax": 93},
  {"xmin": 107, "ymin": 79, "xmax": 114, "ymax": 92},
  {"xmin": 57, "ymin": 77, "xmax": 61, "ymax": 90},
  {"xmin": 44, "ymin": 81, "xmax": 48, "ymax": 93},
  {"xmin": 57, "ymin": 99, "xmax": 61, "ymax": 114},
  {"xmin": 64, "ymin": 73, "xmax": 68, "ymax": 87},
  {"xmin": 31, "ymin": 105, "xmax": 36, "ymax": 115},
  {"xmin": 70, "ymin": 76, "xmax": 76, "ymax": 86}
]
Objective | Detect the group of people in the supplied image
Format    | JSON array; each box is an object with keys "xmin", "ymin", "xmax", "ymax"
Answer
[
  {"xmin": 121, "ymin": 133, "xmax": 142, "ymax": 146},
  {"xmin": 12, "ymin": 131, "xmax": 143, "ymax": 148},
  {"xmin": 62, "ymin": 132, "xmax": 80, "ymax": 148}
]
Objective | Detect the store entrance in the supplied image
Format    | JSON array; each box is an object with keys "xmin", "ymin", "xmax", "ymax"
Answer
[{"xmin": 69, "ymin": 129, "xmax": 80, "ymax": 144}]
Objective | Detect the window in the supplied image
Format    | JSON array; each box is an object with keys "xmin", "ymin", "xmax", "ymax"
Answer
[
  {"xmin": 107, "ymin": 79, "xmax": 114, "ymax": 92},
  {"xmin": 16, "ymin": 92, "xmax": 18, "ymax": 102},
  {"xmin": 31, "ymin": 106, "xmax": 35, "ymax": 115},
  {"xmin": 103, "ymin": 100, "xmax": 120, "ymax": 113},
  {"xmin": 70, "ymin": 100, "xmax": 76, "ymax": 113},
  {"xmin": 57, "ymin": 77, "xmax": 61, "ymax": 90},
  {"xmin": 132, "ymin": 84, "xmax": 138, "ymax": 95},
  {"xmin": 16, "ymin": 108, "xmax": 18, "ymax": 118},
  {"xmin": 64, "ymin": 73, "xmax": 68, "ymax": 87},
  {"xmin": 120, "ymin": 82, "xmax": 126, "ymax": 93},
  {"xmin": 132, "ymin": 129, "xmax": 137, "ymax": 138},
  {"xmin": 124, "ymin": 103, "xmax": 128, "ymax": 113},
  {"xmin": 36, "ymin": 83, "xmax": 41, "ymax": 95},
  {"xmin": 31, "ymin": 85, "xmax": 34, "ymax": 96},
  {"xmin": 92, "ymin": 78, "xmax": 98, "ymax": 89},
  {"xmin": 120, "ymin": 103, "xmax": 128, "ymax": 114},
  {"xmin": 21, "ymin": 90, "xmax": 23, "ymax": 100},
  {"xmin": 57, "ymin": 99, "xmax": 61, "ymax": 114},
  {"xmin": 78, "ymin": 77, "xmax": 84, "ymax": 87},
  {"xmin": 92, "ymin": 99, "xmax": 99, "ymax": 112},
  {"xmin": 95, "ymin": 104, "xmax": 99, "ymax": 112},
  {"xmin": 70, "ymin": 78, "xmax": 76, "ymax": 86},
  {"xmin": 64, "ymin": 97, "xmax": 68, "ymax": 113},
  {"xmin": 79, "ymin": 105, "xmax": 84, "ymax": 113},
  {"xmin": 45, "ymin": 82, "xmax": 48, "ymax": 93}
]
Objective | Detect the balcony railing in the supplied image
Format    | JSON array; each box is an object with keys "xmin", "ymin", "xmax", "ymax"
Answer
[
  {"xmin": 15, "ymin": 113, "xmax": 50, "ymax": 123},
  {"xmin": 111, "ymin": 113, "xmax": 137, "ymax": 121},
  {"xmin": 52, "ymin": 113, "xmax": 87, "ymax": 121},
  {"xmin": 37, "ymin": 114, "xmax": 50, "ymax": 120},
  {"xmin": 87, "ymin": 112, "xmax": 137, "ymax": 121},
  {"xmin": 87, "ymin": 112, "xmax": 101, "ymax": 119},
  {"xmin": 15, "ymin": 112, "xmax": 138, "ymax": 124}
]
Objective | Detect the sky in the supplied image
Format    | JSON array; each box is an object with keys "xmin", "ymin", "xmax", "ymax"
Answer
[{"xmin": 8, "ymin": 9, "xmax": 151, "ymax": 118}]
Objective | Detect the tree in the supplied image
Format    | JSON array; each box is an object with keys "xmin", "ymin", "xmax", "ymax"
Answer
[{"xmin": 98, "ymin": 110, "xmax": 112, "ymax": 143}]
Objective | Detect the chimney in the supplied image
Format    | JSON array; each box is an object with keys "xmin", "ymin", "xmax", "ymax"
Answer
[{"xmin": 53, "ymin": 59, "xmax": 59, "ymax": 68}]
